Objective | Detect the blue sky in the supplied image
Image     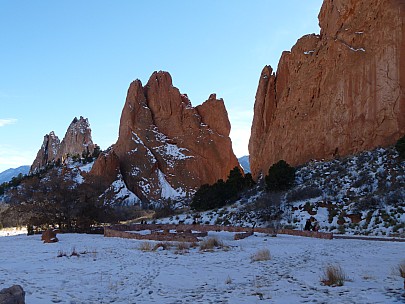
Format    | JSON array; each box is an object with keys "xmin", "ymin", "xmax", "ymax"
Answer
[{"xmin": 0, "ymin": 1, "xmax": 323, "ymax": 173}]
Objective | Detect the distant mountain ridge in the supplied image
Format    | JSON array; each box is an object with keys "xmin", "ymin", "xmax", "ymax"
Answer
[
  {"xmin": 0, "ymin": 166, "xmax": 30, "ymax": 184},
  {"xmin": 238, "ymin": 156, "xmax": 250, "ymax": 173}
]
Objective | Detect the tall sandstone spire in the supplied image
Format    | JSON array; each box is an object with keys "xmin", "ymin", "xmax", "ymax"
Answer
[
  {"xmin": 30, "ymin": 116, "xmax": 95, "ymax": 173},
  {"xmin": 91, "ymin": 71, "xmax": 240, "ymax": 202},
  {"xmin": 30, "ymin": 131, "xmax": 61, "ymax": 173},
  {"xmin": 249, "ymin": 0, "xmax": 405, "ymax": 179}
]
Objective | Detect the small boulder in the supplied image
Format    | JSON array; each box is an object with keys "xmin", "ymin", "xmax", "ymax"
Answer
[
  {"xmin": 0, "ymin": 285, "xmax": 25, "ymax": 304},
  {"xmin": 41, "ymin": 229, "xmax": 59, "ymax": 243}
]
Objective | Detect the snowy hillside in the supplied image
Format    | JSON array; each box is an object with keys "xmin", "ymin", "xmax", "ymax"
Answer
[
  {"xmin": 0, "ymin": 166, "xmax": 29, "ymax": 184},
  {"xmin": 0, "ymin": 232, "xmax": 404, "ymax": 303},
  {"xmin": 157, "ymin": 147, "xmax": 405, "ymax": 237}
]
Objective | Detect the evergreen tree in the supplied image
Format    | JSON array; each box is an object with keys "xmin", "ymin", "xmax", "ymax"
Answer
[
  {"xmin": 265, "ymin": 160, "xmax": 296, "ymax": 192},
  {"xmin": 226, "ymin": 167, "xmax": 245, "ymax": 198},
  {"xmin": 191, "ymin": 166, "xmax": 256, "ymax": 211},
  {"xmin": 243, "ymin": 173, "xmax": 255, "ymax": 188},
  {"xmin": 396, "ymin": 135, "xmax": 405, "ymax": 159}
]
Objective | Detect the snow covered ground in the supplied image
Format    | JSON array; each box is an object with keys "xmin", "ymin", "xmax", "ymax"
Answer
[
  {"xmin": 0, "ymin": 227, "xmax": 27, "ymax": 237},
  {"xmin": 1, "ymin": 232, "xmax": 404, "ymax": 303}
]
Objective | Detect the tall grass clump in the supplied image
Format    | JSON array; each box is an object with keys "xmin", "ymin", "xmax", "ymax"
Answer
[
  {"xmin": 139, "ymin": 242, "xmax": 153, "ymax": 252},
  {"xmin": 251, "ymin": 248, "xmax": 271, "ymax": 262},
  {"xmin": 399, "ymin": 260, "xmax": 405, "ymax": 289},
  {"xmin": 199, "ymin": 237, "xmax": 224, "ymax": 251},
  {"xmin": 321, "ymin": 264, "xmax": 347, "ymax": 286},
  {"xmin": 399, "ymin": 261, "xmax": 405, "ymax": 279}
]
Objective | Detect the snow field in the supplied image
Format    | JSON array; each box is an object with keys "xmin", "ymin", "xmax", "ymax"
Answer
[{"xmin": 0, "ymin": 232, "xmax": 404, "ymax": 303}]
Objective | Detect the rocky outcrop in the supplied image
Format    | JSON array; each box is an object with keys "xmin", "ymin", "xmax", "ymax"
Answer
[
  {"xmin": 30, "ymin": 117, "xmax": 95, "ymax": 173},
  {"xmin": 89, "ymin": 149, "xmax": 121, "ymax": 184},
  {"xmin": 57, "ymin": 116, "xmax": 95, "ymax": 161},
  {"xmin": 249, "ymin": 0, "xmax": 405, "ymax": 179},
  {"xmin": 30, "ymin": 132, "xmax": 60, "ymax": 173},
  {"xmin": 41, "ymin": 229, "xmax": 59, "ymax": 243},
  {"xmin": 91, "ymin": 71, "xmax": 240, "ymax": 202},
  {"xmin": 0, "ymin": 285, "xmax": 25, "ymax": 304}
]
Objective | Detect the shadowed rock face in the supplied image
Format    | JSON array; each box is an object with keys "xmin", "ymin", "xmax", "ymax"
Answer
[
  {"xmin": 30, "ymin": 131, "xmax": 61, "ymax": 173},
  {"xmin": 91, "ymin": 71, "xmax": 240, "ymax": 202},
  {"xmin": 249, "ymin": 0, "xmax": 405, "ymax": 179},
  {"xmin": 30, "ymin": 116, "xmax": 95, "ymax": 173}
]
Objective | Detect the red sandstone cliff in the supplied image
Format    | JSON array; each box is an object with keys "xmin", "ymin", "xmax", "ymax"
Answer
[
  {"xmin": 91, "ymin": 71, "xmax": 240, "ymax": 201},
  {"xmin": 249, "ymin": 0, "xmax": 405, "ymax": 179},
  {"xmin": 30, "ymin": 117, "xmax": 95, "ymax": 173}
]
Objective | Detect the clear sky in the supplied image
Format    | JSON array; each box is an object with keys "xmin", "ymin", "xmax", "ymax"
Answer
[{"xmin": 0, "ymin": 1, "xmax": 323, "ymax": 173}]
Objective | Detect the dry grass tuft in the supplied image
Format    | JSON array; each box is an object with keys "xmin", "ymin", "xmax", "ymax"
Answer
[
  {"xmin": 251, "ymin": 248, "xmax": 271, "ymax": 262},
  {"xmin": 57, "ymin": 250, "xmax": 67, "ymax": 258},
  {"xmin": 321, "ymin": 264, "xmax": 347, "ymax": 286},
  {"xmin": 139, "ymin": 242, "xmax": 153, "ymax": 251},
  {"xmin": 199, "ymin": 237, "xmax": 224, "ymax": 251},
  {"xmin": 174, "ymin": 242, "xmax": 191, "ymax": 254},
  {"xmin": 399, "ymin": 261, "xmax": 405, "ymax": 278},
  {"xmin": 153, "ymin": 242, "xmax": 172, "ymax": 251},
  {"xmin": 70, "ymin": 246, "xmax": 80, "ymax": 257},
  {"xmin": 225, "ymin": 275, "xmax": 232, "ymax": 284}
]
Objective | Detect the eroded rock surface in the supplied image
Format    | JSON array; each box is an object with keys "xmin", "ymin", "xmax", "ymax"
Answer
[
  {"xmin": 249, "ymin": 0, "xmax": 405, "ymax": 179},
  {"xmin": 30, "ymin": 117, "xmax": 95, "ymax": 173},
  {"xmin": 92, "ymin": 71, "xmax": 240, "ymax": 201}
]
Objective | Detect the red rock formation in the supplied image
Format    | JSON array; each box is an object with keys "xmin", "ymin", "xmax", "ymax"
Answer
[
  {"xmin": 30, "ymin": 117, "xmax": 95, "ymax": 173},
  {"xmin": 92, "ymin": 71, "xmax": 240, "ymax": 201},
  {"xmin": 41, "ymin": 229, "xmax": 59, "ymax": 243},
  {"xmin": 89, "ymin": 149, "xmax": 120, "ymax": 184},
  {"xmin": 58, "ymin": 116, "xmax": 95, "ymax": 161},
  {"xmin": 249, "ymin": 0, "xmax": 405, "ymax": 179},
  {"xmin": 30, "ymin": 131, "xmax": 60, "ymax": 173}
]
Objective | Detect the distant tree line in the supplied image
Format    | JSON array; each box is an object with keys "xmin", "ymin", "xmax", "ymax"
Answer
[
  {"xmin": 0, "ymin": 146, "xmax": 102, "ymax": 197},
  {"xmin": 0, "ymin": 170, "xmax": 116, "ymax": 232},
  {"xmin": 0, "ymin": 173, "xmax": 25, "ymax": 196}
]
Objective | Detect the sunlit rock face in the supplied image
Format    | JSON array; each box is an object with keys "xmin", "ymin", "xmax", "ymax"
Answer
[
  {"xmin": 249, "ymin": 0, "xmax": 405, "ymax": 179},
  {"xmin": 30, "ymin": 116, "xmax": 95, "ymax": 173},
  {"xmin": 91, "ymin": 71, "xmax": 240, "ymax": 201}
]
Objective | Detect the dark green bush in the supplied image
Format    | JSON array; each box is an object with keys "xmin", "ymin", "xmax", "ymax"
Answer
[
  {"xmin": 395, "ymin": 135, "xmax": 405, "ymax": 159},
  {"xmin": 265, "ymin": 160, "xmax": 296, "ymax": 192},
  {"xmin": 191, "ymin": 167, "xmax": 255, "ymax": 211}
]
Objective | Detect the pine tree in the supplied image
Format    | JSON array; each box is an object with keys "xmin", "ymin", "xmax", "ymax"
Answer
[{"xmin": 265, "ymin": 160, "xmax": 296, "ymax": 192}]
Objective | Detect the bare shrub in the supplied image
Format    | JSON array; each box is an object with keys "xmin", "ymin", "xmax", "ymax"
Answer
[
  {"xmin": 70, "ymin": 246, "xmax": 80, "ymax": 257},
  {"xmin": 251, "ymin": 248, "xmax": 271, "ymax": 262},
  {"xmin": 225, "ymin": 275, "xmax": 232, "ymax": 284},
  {"xmin": 153, "ymin": 198, "xmax": 176, "ymax": 219},
  {"xmin": 321, "ymin": 264, "xmax": 346, "ymax": 286},
  {"xmin": 175, "ymin": 242, "xmax": 190, "ymax": 254},
  {"xmin": 153, "ymin": 242, "xmax": 172, "ymax": 251},
  {"xmin": 57, "ymin": 250, "xmax": 67, "ymax": 258},
  {"xmin": 199, "ymin": 237, "xmax": 224, "ymax": 251},
  {"xmin": 247, "ymin": 192, "xmax": 283, "ymax": 224},
  {"xmin": 286, "ymin": 186, "xmax": 322, "ymax": 202},
  {"xmin": 139, "ymin": 242, "xmax": 153, "ymax": 252}
]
